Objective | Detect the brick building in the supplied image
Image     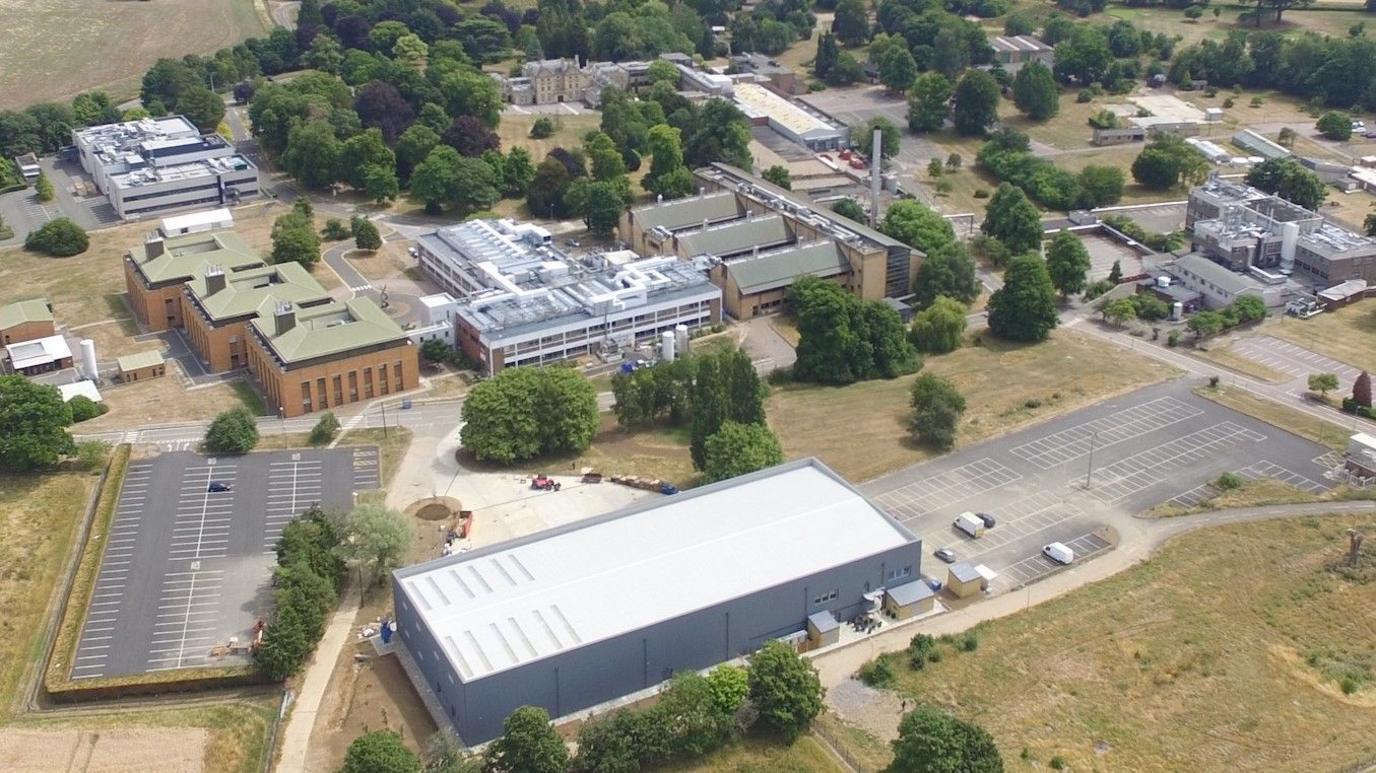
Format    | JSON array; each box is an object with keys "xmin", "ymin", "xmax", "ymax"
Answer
[
  {"xmin": 0, "ymin": 298, "xmax": 56, "ymax": 346},
  {"xmin": 124, "ymin": 229, "xmax": 263, "ymax": 332},
  {"xmin": 181, "ymin": 262, "xmax": 330, "ymax": 372},
  {"xmin": 246, "ymin": 299, "xmax": 419, "ymax": 418}
]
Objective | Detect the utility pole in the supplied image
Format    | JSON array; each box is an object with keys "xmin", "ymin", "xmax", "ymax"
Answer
[{"xmin": 1084, "ymin": 431, "xmax": 1099, "ymax": 489}]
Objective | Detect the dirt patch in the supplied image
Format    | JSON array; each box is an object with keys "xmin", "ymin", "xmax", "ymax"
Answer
[
  {"xmin": 0, "ymin": 726, "xmax": 208, "ymax": 772},
  {"xmin": 414, "ymin": 501, "xmax": 458, "ymax": 521}
]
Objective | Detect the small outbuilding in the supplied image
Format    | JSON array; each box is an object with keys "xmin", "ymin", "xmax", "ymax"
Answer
[
  {"xmin": 1345, "ymin": 432, "xmax": 1376, "ymax": 477},
  {"xmin": 116, "ymin": 350, "xmax": 167, "ymax": 382},
  {"xmin": 947, "ymin": 561, "xmax": 986, "ymax": 598},
  {"xmin": 4, "ymin": 334, "xmax": 72, "ymax": 375},
  {"xmin": 0, "ymin": 298, "xmax": 56, "ymax": 346},
  {"xmin": 58, "ymin": 380, "xmax": 103, "ymax": 403},
  {"xmin": 882, "ymin": 580, "xmax": 935, "ymax": 620},
  {"xmin": 806, "ymin": 610, "xmax": 840, "ymax": 649}
]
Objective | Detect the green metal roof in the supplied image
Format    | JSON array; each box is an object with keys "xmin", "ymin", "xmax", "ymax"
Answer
[
  {"xmin": 252, "ymin": 297, "xmax": 408, "ymax": 365},
  {"xmin": 0, "ymin": 298, "xmax": 53, "ymax": 329},
  {"xmin": 186, "ymin": 262, "xmax": 329, "ymax": 322},
  {"xmin": 116, "ymin": 350, "xmax": 165, "ymax": 371},
  {"xmin": 630, "ymin": 191, "xmax": 743, "ymax": 232},
  {"xmin": 677, "ymin": 216, "xmax": 792, "ymax": 258},
  {"xmin": 132, "ymin": 231, "xmax": 264, "ymax": 285},
  {"xmin": 728, "ymin": 242, "xmax": 849, "ymax": 293}
]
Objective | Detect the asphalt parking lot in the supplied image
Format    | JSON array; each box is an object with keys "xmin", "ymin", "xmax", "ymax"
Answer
[
  {"xmin": 69, "ymin": 447, "xmax": 378, "ymax": 680},
  {"xmin": 862, "ymin": 380, "xmax": 1334, "ymax": 593},
  {"xmin": 1227, "ymin": 335, "xmax": 1362, "ymax": 389}
]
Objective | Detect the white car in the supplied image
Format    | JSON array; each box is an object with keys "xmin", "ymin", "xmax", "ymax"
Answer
[{"xmin": 1043, "ymin": 542, "xmax": 1075, "ymax": 565}]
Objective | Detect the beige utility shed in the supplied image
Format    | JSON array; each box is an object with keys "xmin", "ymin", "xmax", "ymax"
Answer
[
  {"xmin": 947, "ymin": 562, "xmax": 986, "ymax": 598},
  {"xmin": 883, "ymin": 580, "xmax": 935, "ymax": 620}
]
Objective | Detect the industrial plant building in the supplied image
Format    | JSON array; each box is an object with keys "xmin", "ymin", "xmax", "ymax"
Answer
[
  {"xmin": 731, "ymin": 82, "xmax": 846, "ymax": 150},
  {"xmin": 391, "ymin": 458, "xmax": 924, "ymax": 744},
  {"xmin": 414, "ymin": 219, "xmax": 721, "ymax": 372},
  {"xmin": 1186, "ymin": 176, "xmax": 1376, "ymax": 285},
  {"xmin": 621, "ymin": 165, "xmax": 919, "ymax": 318},
  {"xmin": 73, "ymin": 116, "xmax": 259, "ymax": 219}
]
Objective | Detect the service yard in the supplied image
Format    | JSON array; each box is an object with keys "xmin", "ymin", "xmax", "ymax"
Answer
[
  {"xmin": 861, "ymin": 379, "xmax": 1334, "ymax": 594},
  {"xmin": 68, "ymin": 448, "xmax": 378, "ymax": 680}
]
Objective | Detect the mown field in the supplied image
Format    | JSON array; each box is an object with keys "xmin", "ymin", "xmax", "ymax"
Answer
[{"xmin": 0, "ymin": 0, "xmax": 266, "ymax": 108}]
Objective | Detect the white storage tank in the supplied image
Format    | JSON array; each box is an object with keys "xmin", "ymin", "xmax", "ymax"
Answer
[
  {"xmin": 675, "ymin": 324, "xmax": 690, "ymax": 356},
  {"xmin": 79, "ymin": 339, "xmax": 97, "ymax": 379},
  {"xmin": 660, "ymin": 331, "xmax": 676, "ymax": 362}
]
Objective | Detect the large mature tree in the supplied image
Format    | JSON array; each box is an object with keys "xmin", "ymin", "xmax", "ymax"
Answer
[
  {"xmin": 341, "ymin": 731, "xmax": 422, "ymax": 773},
  {"xmin": 749, "ymin": 640, "xmax": 824, "ymax": 742},
  {"xmin": 1011, "ymin": 61, "xmax": 1059, "ymax": 121},
  {"xmin": 203, "ymin": 407, "xmax": 259, "ymax": 454},
  {"xmin": 987, "ymin": 254, "xmax": 1059, "ymax": 342},
  {"xmin": 980, "ymin": 183, "xmax": 1042, "ymax": 255},
  {"xmin": 353, "ymin": 218, "xmax": 382, "ymax": 250},
  {"xmin": 952, "ymin": 70, "xmax": 1000, "ymax": 136},
  {"xmin": 684, "ymin": 99, "xmax": 752, "ymax": 171},
  {"xmin": 909, "ymin": 296, "xmax": 968, "ymax": 354},
  {"xmin": 412, "ymin": 146, "xmax": 500, "ymax": 213},
  {"xmin": 459, "ymin": 366, "xmax": 598, "ymax": 463},
  {"xmin": 878, "ymin": 42, "xmax": 919, "ymax": 94},
  {"xmin": 791, "ymin": 277, "xmax": 919, "ymax": 384},
  {"xmin": 1316, "ymin": 111, "xmax": 1352, "ymax": 141},
  {"xmin": 703, "ymin": 421, "xmax": 784, "ymax": 483},
  {"xmin": 1245, "ymin": 156, "xmax": 1327, "ymax": 211},
  {"xmin": 443, "ymin": 115, "xmax": 500, "ymax": 158},
  {"xmin": 644, "ymin": 124, "xmax": 694, "ymax": 199},
  {"xmin": 851, "ymin": 117, "xmax": 901, "ymax": 161},
  {"xmin": 339, "ymin": 128, "xmax": 395, "ymax": 191},
  {"xmin": 439, "ymin": 70, "xmax": 502, "ymax": 127},
  {"xmin": 910, "ymin": 372, "xmax": 967, "ymax": 451},
  {"xmin": 887, "ymin": 706, "xmax": 1003, "ymax": 773},
  {"xmin": 340, "ymin": 502, "xmax": 410, "ymax": 584},
  {"xmin": 912, "ymin": 242, "xmax": 979, "ymax": 308},
  {"xmin": 0, "ymin": 377, "xmax": 75, "ymax": 471},
  {"xmin": 1044, "ymin": 230, "xmax": 1091, "ymax": 298},
  {"xmin": 833, "ymin": 0, "xmax": 870, "ymax": 46},
  {"xmin": 1354, "ymin": 370, "xmax": 1372, "ymax": 408},
  {"xmin": 176, "ymin": 86, "xmax": 226, "ymax": 132},
  {"xmin": 486, "ymin": 706, "xmax": 569, "ymax": 773},
  {"xmin": 1053, "ymin": 25, "xmax": 1112, "ymax": 85},
  {"xmin": 395, "ymin": 123, "xmax": 439, "ymax": 183},
  {"xmin": 1077, "ymin": 165, "xmax": 1125, "ymax": 208},
  {"xmin": 1131, "ymin": 135, "xmax": 1208, "ymax": 191},
  {"xmin": 564, "ymin": 178, "xmax": 626, "ymax": 237},
  {"xmin": 881, "ymin": 200, "xmax": 956, "ymax": 256},
  {"xmin": 354, "ymin": 81, "xmax": 414, "ymax": 143},
  {"xmin": 907, "ymin": 73, "xmax": 952, "ymax": 133},
  {"xmin": 270, "ymin": 209, "xmax": 321, "ymax": 267},
  {"xmin": 281, "ymin": 120, "xmax": 341, "ymax": 190}
]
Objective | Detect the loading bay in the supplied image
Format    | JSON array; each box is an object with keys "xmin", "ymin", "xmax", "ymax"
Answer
[
  {"xmin": 861, "ymin": 380, "xmax": 1335, "ymax": 593},
  {"xmin": 68, "ymin": 447, "xmax": 379, "ymax": 680}
]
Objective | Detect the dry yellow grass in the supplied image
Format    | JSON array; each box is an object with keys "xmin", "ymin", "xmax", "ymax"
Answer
[
  {"xmin": 674, "ymin": 735, "xmax": 842, "ymax": 772},
  {"xmin": 1194, "ymin": 384, "xmax": 1350, "ymax": 452},
  {"xmin": 1268, "ymin": 304, "xmax": 1376, "ymax": 373},
  {"xmin": 497, "ymin": 112, "xmax": 603, "ymax": 161},
  {"xmin": 875, "ymin": 515, "xmax": 1376, "ymax": 771},
  {"xmin": 0, "ymin": 0, "xmax": 266, "ymax": 107},
  {"xmin": 1194, "ymin": 344, "xmax": 1290, "ymax": 383},
  {"xmin": 767, "ymin": 330, "xmax": 1180, "ymax": 482},
  {"xmin": 0, "ymin": 466, "xmax": 94, "ymax": 714},
  {"xmin": 76, "ymin": 378, "xmax": 263, "ymax": 429}
]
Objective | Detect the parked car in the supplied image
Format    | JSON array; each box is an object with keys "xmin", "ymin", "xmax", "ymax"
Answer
[
  {"xmin": 975, "ymin": 511, "xmax": 997, "ymax": 529},
  {"xmin": 1043, "ymin": 542, "xmax": 1076, "ymax": 565},
  {"xmin": 1365, "ymin": 130, "xmax": 1376, "ymax": 139},
  {"xmin": 933, "ymin": 547, "xmax": 957, "ymax": 563},
  {"xmin": 208, "ymin": 481, "xmax": 231, "ymax": 492},
  {"xmin": 923, "ymin": 576, "xmax": 943, "ymax": 592}
]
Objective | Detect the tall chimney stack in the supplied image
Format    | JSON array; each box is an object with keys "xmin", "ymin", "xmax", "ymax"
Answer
[{"xmin": 870, "ymin": 126, "xmax": 883, "ymax": 229}]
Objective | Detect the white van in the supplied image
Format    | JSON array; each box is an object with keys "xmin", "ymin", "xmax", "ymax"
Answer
[
  {"xmin": 1043, "ymin": 542, "xmax": 1075, "ymax": 565},
  {"xmin": 953, "ymin": 512, "xmax": 985, "ymax": 538}
]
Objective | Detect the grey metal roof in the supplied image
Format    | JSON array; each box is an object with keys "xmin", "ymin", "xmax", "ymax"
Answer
[
  {"xmin": 630, "ymin": 191, "xmax": 743, "ymax": 232},
  {"xmin": 728, "ymin": 241, "xmax": 848, "ymax": 293},
  {"xmin": 394, "ymin": 458, "xmax": 918, "ymax": 683},
  {"xmin": 949, "ymin": 562, "xmax": 981, "ymax": 583},
  {"xmin": 885, "ymin": 579, "xmax": 934, "ymax": 606},
  {"xmin": 677, "ymin": 215, "xmax": 792, "ymax": 258},
  {"xmin": 808, "ymin": 610, "xmax": 839, "ymax": 633},
  {"xmin": 1174, "ymin": 254, "xmax": 1257, "ymax": 295}
]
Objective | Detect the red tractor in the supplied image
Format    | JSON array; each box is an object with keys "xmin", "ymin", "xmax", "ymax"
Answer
[{"xmin": 530, "ymin": 474, "xmax": 561, "ymax": 491}]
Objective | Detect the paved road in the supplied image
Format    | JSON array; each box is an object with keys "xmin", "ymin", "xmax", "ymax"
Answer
[{"xmin": 323, "ymin": 241, "xmax": 373, "ymax": 296}]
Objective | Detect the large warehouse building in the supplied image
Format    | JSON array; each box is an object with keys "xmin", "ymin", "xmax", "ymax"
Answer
[{"xmin": 392, "ymin": 459, "xmax": 924, "ymax": 744}]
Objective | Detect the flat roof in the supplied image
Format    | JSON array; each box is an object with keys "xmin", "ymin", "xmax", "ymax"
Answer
[
  {"xmin": 116, "ymin": 350, "xmax": 166, "ymax": 371},
  {"xmin": 186, "ymin": 262, "xmax": 328, "ymax": 321},
  {"xmin": 58, "ymin": 380, "xmax": 102, "ymax": 403},
  {"xmin": 0, "ymin": 298, "xmax": 53, "ymax": 329},
  {"xmin": 949, "ymin": 562, "xmax": 981, "ymax": 583},
  {"xmin": 6, "ymin": 334, "xmax": 71, "ymax": 369},
  {"xmin": 729, "ymin": 241, "xmax": 849, "ymax": 293},
  {"xmin": 395, "ymin": 458, "xmax": 917, "ymax": 683},
  {"xmin": 732, "ymin": 82, "xmax": 841, "ymax": 139},
  {"xmin": 885, "ymin": 579, "xmax": 934, "ymax": 606},
  {"xmin": 252, "ymin": 297, "xmax": 408, "ymax": 364},
  {"xmin": 161, "ymin": 208, "xmax": 232, "ymax": 233},
  {"xmin": 132, "ymin": 230, "xmax": 264, "ymax": 285}
]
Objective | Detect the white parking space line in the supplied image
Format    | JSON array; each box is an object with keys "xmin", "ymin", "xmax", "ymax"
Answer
[
  {"xmin": 872, "ymin": 458, "xmax": 1022, "ymax": 518},
  {"xmin": 1008, "ymin": 397, "xmax": 1203, "ymax": 469},
  {"xmin": 1087, "ymin": 422, "xmax": 1266, "ymax": 503}
]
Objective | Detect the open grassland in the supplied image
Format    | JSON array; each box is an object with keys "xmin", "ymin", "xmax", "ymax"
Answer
[
  {"xmin": 875, "ymin": 515, "xmax": 1376, "ymax": 771},
  {"xmin": 1267, "ymin": 303, "xmax": 1376, "ymax": 373},
  {"xmin": 767, "ymin": 330, "xmax": 1180, "ymax": 482},
  {"xmin": 674, "ymin": 735, "xmax": 841, "ymax": 772},
  {"xmin": 0, "ymin": 0, "xmax": 266, "ymax": 109}
]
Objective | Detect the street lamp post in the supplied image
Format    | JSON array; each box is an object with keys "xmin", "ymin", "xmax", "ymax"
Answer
[{"xmin": 1084, "ymin": 431, "xmax": 1099, "ymax": 489}]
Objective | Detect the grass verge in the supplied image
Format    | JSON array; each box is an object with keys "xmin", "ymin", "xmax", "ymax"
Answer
[
  {"xmin": 871, "ymin": 515, "xmax": 1376, "ymax": 771},
  {"xmin": 37, "ymin": 445, "xmax": 128, "ymax": 700},
  {"xmin": 672, "ymin": 735, "xmax": 842, "ymax": 772},
  {"xmin": 1194, "ymin": 384, "xmax": 1349, "ymax": 452},
  {"xmin": 231, "ymin": 379, "xmax": 269, "ymax": 415},
  {"xmin": 768, "ymin": 330, "xmax": 1180, "ymax": 481},
  {"xmin": 1195, "ymin": 344, "xmax": 1290, "ymax": 383},
  {"xmin": 1268, "ymin": 304, "xmax": 1376, "ymax": 374}
]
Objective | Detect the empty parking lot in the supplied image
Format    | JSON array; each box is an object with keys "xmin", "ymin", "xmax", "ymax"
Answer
[
  {"xmin": 1228, "ymin": 335, "xmax": 1362, "ymax": 388},
  {"xmin": 862, "ymin": 380, "xmax": 1333, "ymax": 592},
  {"xmin": 70, "ymin": 447, "xmax": 377, "ymax": 680}
]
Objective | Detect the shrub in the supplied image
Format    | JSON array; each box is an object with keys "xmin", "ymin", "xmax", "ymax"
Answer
[
  {"xmin": 858, "ymin": 657, "xmax": 895, "ymax": 687},
  {"xmin": 529, "ymin": 117, "xmax": 554, "ymax": 138},
  {"xmin": 308, "ymin": 411, "xmax": 340, "ymax": 445},
  {"xmin": 203, "ymin": 407, "xmax": 259, "ymax": 454},
  {"xmin": 1215, "ymin": 471, "xmax": 1243, "ymax": 490},
  {"xmin": 1051, "ymin": 755, "xmax": 1068, "ymax": 770},
  {"xmin": 1167, "ymin": 329, "xmax": 1180, "ymax": 347},
  {"xmin": 67, "ymin": 395, "xmax": 107, "ymax": 423},
  {"xmin": 1223, "ymin": 97, "xmax": 1235, "ymax": 108},
  {"xmin": 960, "ymin": 632, "xmax": 979, "ymax": 652},
  {"xmin": 321, "ymin": 218, "xmax": 352, "ymax": 240},
  {"xmin": 973, "ymin": 188, "xmax": 990, "ymax": 198},
  {"xmin": 24, "ymin": 218, "xmax": 89, "ymax": 256}
]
